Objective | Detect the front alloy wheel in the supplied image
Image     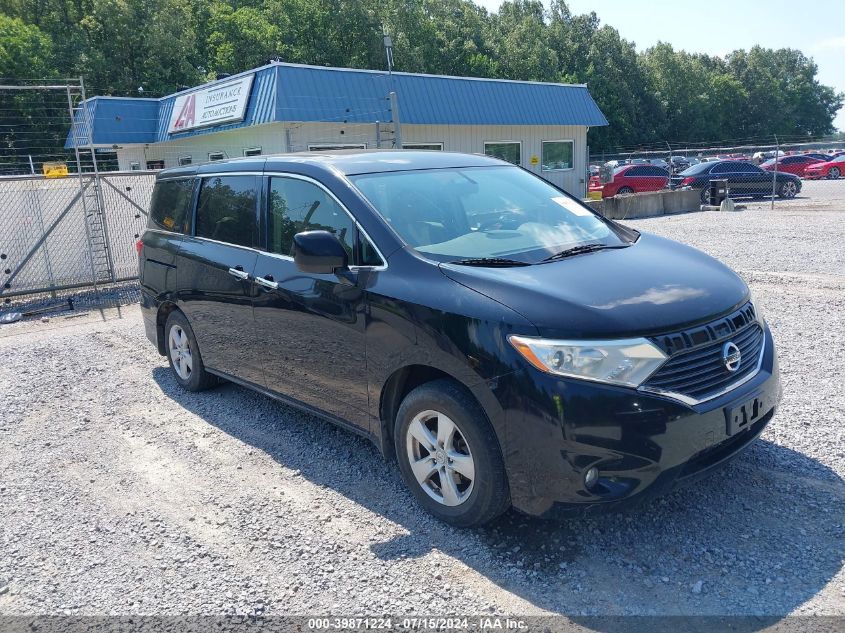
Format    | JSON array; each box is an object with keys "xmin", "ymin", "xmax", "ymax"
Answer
[
  {"xmin": 406, "ymin": 410, "xmax": 475, "ymax": 506},
  {"xmin": 394, "ymin": 379, "xmax": 510, "ymax": 527},
  {"xmin": 829, "ymin": 167, "xmax": 841, "ymax": 180}
]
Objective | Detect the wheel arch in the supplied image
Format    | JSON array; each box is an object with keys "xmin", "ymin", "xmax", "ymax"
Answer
[
  {"xmin": 155, "ymin": 301, "xmax": 181, "ymax": 356},
  {"xmin": 377, "ymin": 364, "xmax": 500, "ymax": 463}
]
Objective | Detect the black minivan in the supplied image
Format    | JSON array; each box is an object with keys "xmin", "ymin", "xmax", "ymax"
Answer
[{"xmin": 139, "ymin": 151, "xmax": 780, "ymax": 527}]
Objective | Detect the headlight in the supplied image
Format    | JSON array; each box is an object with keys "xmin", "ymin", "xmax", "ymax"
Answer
[{"xmin": 508, "ymin": 335, "xmax": 667, "ymax": 388}]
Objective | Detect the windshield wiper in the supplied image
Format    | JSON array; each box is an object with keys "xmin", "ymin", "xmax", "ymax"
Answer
[
  {"xmin": 542, "ymin": 243, "xmax": 627, "ymax": 262},
  {"xmin": 450, "ymin": 257, "xmax": 531, "ymax": 267}
]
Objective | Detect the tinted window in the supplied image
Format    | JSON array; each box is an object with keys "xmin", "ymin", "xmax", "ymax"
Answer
[
  {"xmin": 711, "ymin": 162, "xmax": 739, "ymax": 174},
  {"xmin": 149, "ymin": 179, "xmax": 193, "ymax": 233},
  {"xmin": 737, "ymin": 162, "xmax": 762, "ymax": 173},
  {"xmin": 195, "ymin": 176, "xmax": 258, "ymax": 247},
  {"xmin": 626, "ymin": 166, "xmax": 646, "ymax": 177},
  {"xmin": 268, "ymin": 177, "xmax": 355, "ymax": 258},
  {"xmin": 678, "ymin": 162, "xmax": 713, "ymax": 176},
  {"xmin": 646, "ymin": 166, "xmax": 669, "ymax": 177}
]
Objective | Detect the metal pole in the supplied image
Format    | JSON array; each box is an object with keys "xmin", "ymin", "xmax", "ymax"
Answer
[
  {"xmin": 771, "ymin": 135, "xmax": 779, "ymax": 210},
  {"xmin": 388, "ymin": 91, "xmax": 402, "ymax": 148},
  {"xmin": 375, "ymin": 121, "xmax": 381, "ymax": 149},
  {"xmin": 28, "ymin": 155, "xmax": 35, "ymax": 175}
]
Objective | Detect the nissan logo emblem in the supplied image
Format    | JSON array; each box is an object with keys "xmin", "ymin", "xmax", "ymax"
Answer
[{"xmin": 722, "ymin": 342, "xmax": 742, "ymax": 373}]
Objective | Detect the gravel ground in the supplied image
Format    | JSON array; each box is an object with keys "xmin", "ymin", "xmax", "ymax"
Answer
[{"xmin": 0, "ymin": 201, "xmax": 843, "ymax": 622}]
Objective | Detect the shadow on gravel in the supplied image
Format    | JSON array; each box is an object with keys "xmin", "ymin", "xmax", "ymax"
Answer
[{"xmin": 153, "ymin": 368, "xmax": 845, "ymax": 624}]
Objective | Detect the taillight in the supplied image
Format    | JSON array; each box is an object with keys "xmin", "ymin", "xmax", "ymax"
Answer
[
  {"xmin": 680, "ymin": 177, "xmax": 695, "ymax": 186},
  {"xmin": 135, "ymin": 238, "xmax": 143, "ymax": 255}
]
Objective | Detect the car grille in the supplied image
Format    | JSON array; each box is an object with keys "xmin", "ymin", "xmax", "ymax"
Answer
[{"xmin": 642, "ymin": 303, "xmax": 764, "ymax": 402}]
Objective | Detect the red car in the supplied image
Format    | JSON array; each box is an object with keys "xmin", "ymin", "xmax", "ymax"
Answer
[
  {"xmin": 760, "ymin": 155, "xmax": 824, "ymax": 177},
  {"xmin": 803, "ymin": 154, "xmax": 845, "ymax": 180},
  {"xmin": 589, "ymin": 164, "xmax": 669, "ymax": 197}
]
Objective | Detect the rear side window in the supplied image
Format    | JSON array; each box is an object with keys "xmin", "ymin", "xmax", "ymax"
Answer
[
  {"xmin": 195, "ymin": 176, "xmax": 258, "ymax": 247},
  {"xmin": 149, "ymin": 179, "xmax": 193, "ymax": 233}
]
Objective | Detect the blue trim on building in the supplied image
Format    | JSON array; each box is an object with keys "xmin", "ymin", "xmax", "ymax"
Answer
[{"xmin": 67, "ymin": 62, "xmax": 607, "ymax": 148}]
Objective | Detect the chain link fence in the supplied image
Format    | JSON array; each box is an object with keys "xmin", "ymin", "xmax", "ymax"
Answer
[
  {"xmin": 1, "ymin": 79, "xmax": 157, "ymax": 315},
  {"xmin": 589, "ymin": 139, "xmax": 845, "ymax": 207}
]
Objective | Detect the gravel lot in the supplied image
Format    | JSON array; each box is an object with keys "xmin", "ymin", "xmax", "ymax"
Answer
[{"xmin": 0, "ymin": 199, "xmax": 843, "ymax": 622}]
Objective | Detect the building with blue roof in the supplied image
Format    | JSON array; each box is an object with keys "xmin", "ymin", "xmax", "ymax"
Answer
[{"xmin": 69, "ymin": 61, "xmax": 607, "ymax": 195}]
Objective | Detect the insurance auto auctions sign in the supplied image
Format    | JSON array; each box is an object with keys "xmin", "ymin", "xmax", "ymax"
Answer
[{"xmin": 168, "ymin": 74, "xmax": 254, "ymax": 134}]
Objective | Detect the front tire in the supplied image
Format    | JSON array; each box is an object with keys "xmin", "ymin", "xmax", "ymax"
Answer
[
  {"xmin": 394, "ymin": 380, "xmax": 510, "ymax": 527},
  {"xmin": 829, "ymin": 167, "xmax": 841, "ymax": 180},
  {"xmin": 165, "ymin": 311, "xmax": 218, "ymax": 392}
]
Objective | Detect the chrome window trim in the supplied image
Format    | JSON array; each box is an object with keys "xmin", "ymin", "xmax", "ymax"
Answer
[{"xmin": 638, "ymin": 334, "xmax": 766, "ymax": 407}]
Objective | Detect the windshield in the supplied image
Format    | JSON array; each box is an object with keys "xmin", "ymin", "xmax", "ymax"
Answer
[{"xmin": 350, "ymin": 166, "xmax": 627, "ymax": 263}]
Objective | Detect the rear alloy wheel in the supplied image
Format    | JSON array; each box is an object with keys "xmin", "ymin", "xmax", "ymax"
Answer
[
  {"xmin": 395, "ymin": 379, "xmax": 510, "ymax": 527},
  {"xmin": 616, "ymin": 186, "xmax": 634, "ymax": 195},
  {"xmin": 778, "ymin": 180, "xmax": 798, "ymax": 199},
  {"xmin": 829, "ymin": 167, "xmax": 841, "ymax": 180},
  {"xmin": 164, "ymin": 311, "xmax": 218, "ymax": 392},
  {"xmin": 700, "ymin": 187, "xmax": 710, "ymax": 204}
]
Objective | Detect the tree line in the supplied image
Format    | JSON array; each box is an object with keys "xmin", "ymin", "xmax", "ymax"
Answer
[{"xmin": 1, "ymin": 0, "xmax": 842, "ymax": 156}]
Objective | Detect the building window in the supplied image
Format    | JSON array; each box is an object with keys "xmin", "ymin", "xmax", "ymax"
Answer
[
  {"xmin": 208, "ymin": 151, "xmax": 226, "ymax": 162},
  {"xmin": 146, "ymin": 160, "xmax": 165, "ymax": 170},
  {"xmin": 129, "ymin": 162, "xmax": 140, "ymax": 171},
  {"xmin": 541, "ymin": 140, "xmax": 574, "ymax": 171},
  {"xmin": 178, "ymin": 155, "xmax": 192, "ymax": 166},
  {"xmin": 307, "ymin": 144, "xmax": 366, "ymax": 151},
  {"xmin": 403, "ymin": 143, "xmax": 443, "ymax": 151},
  {"xmin": 243, "ymin": 147, "xmax": 262, "ymax": 157},
  {"xmin": 484, "ymin": 141, "xmax": 521, "ymax": 165}
]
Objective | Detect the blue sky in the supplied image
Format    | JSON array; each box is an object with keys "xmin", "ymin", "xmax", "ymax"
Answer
[{"xmin": 474, "ymin": 0, "xmax": 845, "ymax": 131}]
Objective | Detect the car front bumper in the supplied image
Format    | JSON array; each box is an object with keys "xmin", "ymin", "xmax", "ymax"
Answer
[{"xmin": 493, "ymin": 324, "xmax": 781, "ymax": 518}]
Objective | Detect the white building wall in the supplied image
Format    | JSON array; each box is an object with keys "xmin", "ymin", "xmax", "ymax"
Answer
[{"xmin": 115, "ymin": 122, "xmax": 589, "ymax": 197}]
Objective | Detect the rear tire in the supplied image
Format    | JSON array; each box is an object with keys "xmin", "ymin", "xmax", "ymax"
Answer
[
  {"xmin": 778, "ymin": 180, "xmax": 798, "ymax": 199},
  {"xmin": 164, "ymin": 310, "xmax": 218, "ymax": 392},
  {"xmin": 394, "ymin": 379, "xmax": 510, "ymax": 527},
  {"xmin": 616, "ymin": 186, "xmax": 634, "ymax": 195}
]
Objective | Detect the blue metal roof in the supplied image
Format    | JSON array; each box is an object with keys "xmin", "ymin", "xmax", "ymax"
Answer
[
  {"xmin": 68, "ymin": 62, "xmax": 607, "ymax": 147},
  {"xmin": 65, "ymin": 97, "xmax": 159, "ymax": 148}
]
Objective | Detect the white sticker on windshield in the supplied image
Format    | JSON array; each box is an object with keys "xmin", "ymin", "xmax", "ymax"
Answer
[{"xmin": 552, "ymin": 196, "xmax": 593, "ymax": 216}]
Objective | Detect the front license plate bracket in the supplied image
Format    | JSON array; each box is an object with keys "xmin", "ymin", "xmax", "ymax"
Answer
[{"xmin": 725, "ymin": 393, "xmax": 768, "ymax": 436}]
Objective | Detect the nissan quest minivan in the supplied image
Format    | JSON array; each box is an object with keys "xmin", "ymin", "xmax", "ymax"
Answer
[{"xmin": 138, "ymin": 151, "xmax": 781, "ymax": 527}]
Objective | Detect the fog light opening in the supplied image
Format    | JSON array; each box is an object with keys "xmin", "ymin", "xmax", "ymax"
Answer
[{"xmin": 584, "ymin": 466, "xmax": 599, "ymax": 490}]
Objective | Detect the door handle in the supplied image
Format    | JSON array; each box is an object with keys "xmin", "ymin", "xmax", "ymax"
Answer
[
  {"xmin": 254, "ymin": 275, "xmax": 279, "ymax": 290},
  {"xmin": 228, "ymin": 266, "xmax": 250, "ymax": 280}
]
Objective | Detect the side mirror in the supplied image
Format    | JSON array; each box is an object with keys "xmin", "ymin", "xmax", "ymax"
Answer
[{"xmin": 293, "ymin": 230, "xmax": 348, "ymax": 274}]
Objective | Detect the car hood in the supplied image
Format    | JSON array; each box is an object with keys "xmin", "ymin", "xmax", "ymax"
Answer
[{"xmin": 439, "ymin": 232, "xmax": 749, "ymax": 339}]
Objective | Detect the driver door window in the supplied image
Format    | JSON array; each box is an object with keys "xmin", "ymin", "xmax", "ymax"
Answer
[{"xmin": 268, "ymin": 177, "xmax": 355, "ymax": 258}]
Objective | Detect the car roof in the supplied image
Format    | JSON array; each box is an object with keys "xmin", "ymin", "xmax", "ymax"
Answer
[{"xmin": 156, "ymin": 150, "xmax": 509, "ymax": 180}]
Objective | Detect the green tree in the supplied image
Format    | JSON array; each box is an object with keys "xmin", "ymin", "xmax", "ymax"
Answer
[{"xmin": 0, "ymin": 13, "xmax": 54, "ymax": 78}]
